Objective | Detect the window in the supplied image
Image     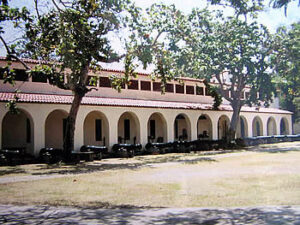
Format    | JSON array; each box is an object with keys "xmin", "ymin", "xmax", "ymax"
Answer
[
  {"xmin": 174, "ymin": 120, "xmax": 178, "ymax": 138},
  {"xmin": 175, "ymin": 84, "xmax": 184, "ymax": 94},
  {"xmin": 95, "ymin": 119, "xmax": 102, "ymax": 141},
  {"xmin": 186, "ymin": 85, "xmax": 195, "ymax": 95},
  {"xmin": 86, "ymin": 76, "xmax": 97, "ymax": 86},
  {"xmin": 99, "ymin": 77, "xmax": 111, "ymax": 87},
  {"xmin": 196, "ymin": 86, "xmax": 204, "ymax": 95},
  {"xmin": 128, "ymin": 80, "xmax": 139, "ymax": 90},
  {"xmin": 32, "ymin": 72, "xmax": 47, "ymax": 83},
  {"xmin": 124, "ymin": 119, "xmax": 130, "ymax": 140},
  {"xmin": 26, "ymin": 118, "xmax": 31, "ymax": 143},
  {"xmin": 165, "ymin": 83, "xmax": 174, "ymax": 93},
  {"xmin": 205, "ymin": 88, "xmax": 211, "ymax": 96},
  {"xmin": 240, "ymin": 91, "xmax": 245, "ymax": 99},
  {"xmin": 153, "ymin": 82, "xmax": 161, "ymax": 92},
  {"xmin": 225, "ymin": 90, "xmax": 230, "ymax": 98},
  {"xmin": 150, "ymin": 120, "xmax": 156, "ymax": 139},
  {"xmin": 63, "ymin": 118, "xmax": 67, "ymax": 140},
  {"xmin": 141, "ymin": 81, "xmax": 151, "ymax": 91},
  {"xmin": 15, "ymin": 69, "xmax": 28, "ymax": 81},
  {"xmin": 245, "ymin": 92, "xmax": 250, "ymax": 99},
  {"xmin": 0, "ymin": 68, "xmax": 6, "ymax": 79}
]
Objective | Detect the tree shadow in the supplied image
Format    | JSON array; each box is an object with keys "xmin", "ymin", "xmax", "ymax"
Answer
[
  {"xmin": 30, "ymin": 162, "xmax": 150, "ymax": 176},
  {"xmin": 0, "ymin": 166, "xmax": 26, "ymax": 176},
  {"xmin": 135, "ymin": 155, "xmax": 217, "ymax": 165},
  {"xmin": 0, "ymin": 205, "xmax": 299, "ymax": 224},
  {"xmin": 250, "ymin": 143, "xmax": 300, "ymax": 153},
  {"xmin": 27, "ymin": 154, "xmax": 217, "ymax": 176}
]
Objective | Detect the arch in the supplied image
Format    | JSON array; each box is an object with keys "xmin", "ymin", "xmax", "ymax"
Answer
[
  {"xmin": 197, "ymin": 114, "xmax": 212, "ymax": 140},
  {"xmin": 147, "ymin": 112, "xmax": 167, "ymax": 143},
  {"xmin": 218, "ymin": 115, "xmax": 230, "ymax": 140},
  {"xmin": 45, "ymin": 109, "xmax": 68, "ymax": 149},
  {"xmin": 252, "ymin": 116, "xmax": 263, "ymax": 137},
  {"xmin": 174, "ymin": 113, "xmax": 191, "ymax": 141},
  {"xmin": 267, "ymin": 117, "xmax": 277, "ymax": 136},
  {"xmin": 236, "ymin": 116, "xmax": 248, "ymax": 138},
  {"xmin": 83, "ymin": 111, "xmax": 109, "ymax": 147},
  {"xmin": 2, "ymin": 109, "xmax": 34, "ymax": 155},
  {"xmin": 280, "ymin": 117, "xmax": 289, "ymax": 135},
  {"xmin": 117, "ymin": 111, "xmax": 140, "ymax": 144}
]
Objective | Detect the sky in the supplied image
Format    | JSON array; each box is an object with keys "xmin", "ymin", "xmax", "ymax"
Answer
[{"xmin": 0, "ymin": 0, "xmax": 299, "ymax": 57}]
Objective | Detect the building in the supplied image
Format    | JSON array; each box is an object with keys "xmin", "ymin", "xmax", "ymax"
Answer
[{"xmin": 0, "ymin": 58, "xmax": 292, "ymax": 157}]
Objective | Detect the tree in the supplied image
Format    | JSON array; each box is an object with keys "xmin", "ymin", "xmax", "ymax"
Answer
[
  {"xmin": 271, "ymin": 22, "xmax": 300, "ymax": 124},
  {"xmin": 208, "ymin": 0, "xmax": 264, "ymax": 17},
  {"xmin": 269, "ymin": 0, "xmax": 300, "ymax": 15},
  {"xmin": 17, "ymin": 0, "xmax": 141, "ymax": 159},
  {"xmin": 167, "ymin": 9, "xmax": 274, "ymax": 141},
  {"xmin": 0, "ymin": 0, "xmax": 33, "ymax": 112},
  {"xmin": 125, "ymin": 4, "xmax": 276, "ymax": 142}
]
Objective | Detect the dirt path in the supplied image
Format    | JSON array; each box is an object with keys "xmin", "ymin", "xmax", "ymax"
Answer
[{"xmin": 0, "ymin": 204, "xmax": 299, "ymax": 224}]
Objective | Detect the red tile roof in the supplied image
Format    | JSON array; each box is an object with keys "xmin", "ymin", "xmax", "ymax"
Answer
[{"xmin": 0, "ymin": 92, "xmax": 292, "ymax": 114}]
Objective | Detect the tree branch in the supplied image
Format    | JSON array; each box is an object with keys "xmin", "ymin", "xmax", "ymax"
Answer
[
  {"xmin": 215, "ymin": 72, "xmax": 231, "ymax": 102},
  {"xmin": 0, "ymin": 35, "xmax": 30, "ymax": 70}
]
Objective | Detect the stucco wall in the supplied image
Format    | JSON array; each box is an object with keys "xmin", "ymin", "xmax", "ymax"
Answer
[{"xmin": 0, "ymin": 102, "xmax": 293, "ymax": 157}]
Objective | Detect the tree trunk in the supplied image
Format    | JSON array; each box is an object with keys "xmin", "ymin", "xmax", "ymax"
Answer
[
  {"xmin": 227, "ymin": 101, "xmax": 242, "ymax": 143},
  {"xmin": 63, "ymin": 63, "xmax": 90, "ymax": 161},
  {"xmin": 63, "ymin": 91, "xmax": 83, "ymax": 160}
]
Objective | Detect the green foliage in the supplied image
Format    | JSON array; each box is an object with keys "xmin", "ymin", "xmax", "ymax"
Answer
[
  {"xmin": 22, "ymin": 0, "xmax": 132, "ymax": 92},
  {"xmin": 208, "ymin": 0, "xmax": 264, "ymax": 17},
  {"xmin": 204, "ymin": 79, "xmax": 223, "ymax": 110},
  {"xmin": 271, "ymin": 22, "xmax": 300, "ymax": 122},
  {"xmin": 172, "ymin": 9, "xmax": 275, "ymax": 108},
  {"xmin": 269, "ymin": 0, "xmax": 300, "ymax": 15},
  {"xmin": 127, "ymin": 3, "xmax": 185, "ymax": 89}
]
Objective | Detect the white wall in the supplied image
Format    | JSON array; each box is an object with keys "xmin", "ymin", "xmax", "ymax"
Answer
[{"xmin": 0, "ymin": 102, "xmax": 293, "ymax": 156}]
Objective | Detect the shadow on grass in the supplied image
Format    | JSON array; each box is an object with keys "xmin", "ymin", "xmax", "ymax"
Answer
[
  {"xmin": 250, "ymin": 143, "xmax": 300, "ymax": 154},
  {"xmin": 0, "ymin": 204, "xmax": 299, "ymax": 224},
  {"xmin": 0, "ymin": 166, "xmax": 26, "ymax": 176},
  {"xmin": 0, "ymin": 154, "xmax": 218, "ymax": 178},
  {"xmin": 30, "ymin": 162, "xmax": 148, "ymax": 176},
  {"xmin": 135, "ymin": 155, "xmax": 217, "ymax": 165},
  {"xmin": 30, "ymin": 155, "xmax": 217, "ymax": 176}
]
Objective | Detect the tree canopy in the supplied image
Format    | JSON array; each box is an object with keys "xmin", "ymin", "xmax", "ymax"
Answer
[
  {"xmin": 15, "ymin": 0, "xmax": 141, "ymax": 158},
  {"xmin": 130, "ymin": 7, "xmax": 275, "ymax": 140},
  {"xmin": 272, "ymin": 22, "xmax": 300, "ymax": 123}
]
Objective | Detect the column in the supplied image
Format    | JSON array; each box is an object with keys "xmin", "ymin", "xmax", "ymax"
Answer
[
  {"xmin": 139, "ymin": 118, "xmax": 148, "ymax": 146},
  {"xmin": 74, "ymin": 110, "xmax": 85, "ymax": 152},
  {"xmin": 0, "ymin": 104, "xmax": 8, "ymax": 148}
]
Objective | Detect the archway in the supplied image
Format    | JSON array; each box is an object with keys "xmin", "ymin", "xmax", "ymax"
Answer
[
  {"xmin": 236, "ymin": 116, "xmax": 248, "ymax": 138},
  {"xmin": 2, "ymin": 109, "xmax": 34, "ymax": 155},
  {"xmin": 252, "ymin": 116, "xmax": 263, "ymax": 137},
  {"xmin": 218, "ymin": 115, "xmax": 230, "ymax": 140},
  {"xmin": 84, "ymin": 111, "xmax": 109, "ymax": 147},
  {"xmin": 280, "ymin": 117, "xmax": 289, "ymax": 135},
  {"xmin": 197, "ymin": 114, "xmax": 212, "ymax": 140},
  {"xmin": 118, "ymin": 112, "xmax": 140, "ymax": 144},
  {"xmin": 147, "ymin": 112, "xmax": 167, "ymax": 143},
  {"xmin": 267, "ymin": 117, "xmax": 277, "ymax": 136},
  {"xmin": 45, "ymin": 109, "xmax": 68, "ymax": 149},
  {"xmin": 174, "ymin": 113, "xmax": 191, "ymax": 141}
]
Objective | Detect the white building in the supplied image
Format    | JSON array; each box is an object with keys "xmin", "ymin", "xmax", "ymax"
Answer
[{"xmin": 0, "ymin": 58, "xmax": 292, "ymax": 156}]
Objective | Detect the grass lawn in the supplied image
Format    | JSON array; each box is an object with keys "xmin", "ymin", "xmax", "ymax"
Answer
[{"xmin": 0, "ymin": 142, "xmax": 300, "ymax": 208}]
